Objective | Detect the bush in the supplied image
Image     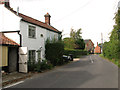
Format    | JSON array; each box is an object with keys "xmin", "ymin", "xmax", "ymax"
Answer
[
  {"xmin": 28, "ymin": 60, "xmax": 54, "ymax": 72},
  {"xmin": 45, "ymin": 41, "xmax": 64, "ymax": 66},
  {"xmin": 103, "ymin": 41, "xmax": 120, "ymax": 60},
  {"xmin": 47, "ymin": 63, "xmax": 54, "ymax": 70},
  {"xmin": 64, "ymin": 48, "xmax": 88, "ymax": 58},
  {"xmin": 28, "ymin": 60, "xmax": 36, "ymax": 71},
  {"xmin": 35, "ymin": 60, "xmax": 41, "ymax": 72},
  {"xmin": 40, "ymin": 60, "xmax": 49, "ymax": 70}
]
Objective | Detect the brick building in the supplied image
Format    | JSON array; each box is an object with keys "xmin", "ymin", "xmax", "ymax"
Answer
[
  {"xmin": 84, "ymin": 39, "xmax": 94, "ymax": 53},
  {"xmin": 94, "ymin": 42, "xmax": 101, "ymax": 54}
]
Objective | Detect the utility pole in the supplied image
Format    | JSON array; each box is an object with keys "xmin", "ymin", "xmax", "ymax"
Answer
[
  {"xmin": 101, "ymin": 33, "xmax": 103, "ymax": 53},
  {"xmin": 118, "ymin": 1, "xmax": 120, "ymax": 40}
]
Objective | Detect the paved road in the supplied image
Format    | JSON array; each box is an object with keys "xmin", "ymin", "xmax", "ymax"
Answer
[{"xmin": 8, "ymin": 55, "xmax": 118, "ymax": 88}]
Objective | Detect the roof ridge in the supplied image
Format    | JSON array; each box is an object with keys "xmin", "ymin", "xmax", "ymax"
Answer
[
  {"xmin": 19, "ymin": 13, "xmax": 45, "ymax": 24},
  {"xmin": 5, "ymin": 7, "xmax": 61, "ymax": 33}
]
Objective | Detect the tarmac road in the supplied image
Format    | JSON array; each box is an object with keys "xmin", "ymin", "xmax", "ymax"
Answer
[{"xmin": 8, "ymin": 55, "xmax": 118, "ymax": 88}]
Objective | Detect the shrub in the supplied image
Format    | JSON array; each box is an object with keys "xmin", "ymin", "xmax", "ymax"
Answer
[
  {"xmin": 64, "ymin": 48, "xmax": 88, "ymax": 58},
  {"xmin": 40, "ymin": 60, "xmax": 49, "ymax": 70},
  {"xmin": 28, "ymin": 59, "xmax": 54, "ymax": 72},
  {"xmin": 28, "ymin": 59, "xmax": 36, "ymax": 71},
  {"xmin": 103, "ymin": 41, "xmax": 120, "ymax": 60},
  {"xmin": 47, "ymin": 63, "xmax": 54, "ymax": 70},
  {"xmin": 34, "ymin": 60, "xmax": 41, "ymax": 72}
]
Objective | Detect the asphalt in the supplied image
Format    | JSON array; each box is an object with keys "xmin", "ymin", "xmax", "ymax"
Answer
[{"xmin": 5, "ymin": 55, "xmax": 118, "ymax": 88}]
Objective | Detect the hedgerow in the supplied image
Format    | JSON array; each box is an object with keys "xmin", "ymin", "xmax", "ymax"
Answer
[{"xmin": 45, "ymin": 40, "xmax": 64, "ymax": 66}]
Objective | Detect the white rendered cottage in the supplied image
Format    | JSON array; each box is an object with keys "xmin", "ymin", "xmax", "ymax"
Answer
[{"xmin": 0, "ymin": 1, "xmax": 61, "ymax": 72}]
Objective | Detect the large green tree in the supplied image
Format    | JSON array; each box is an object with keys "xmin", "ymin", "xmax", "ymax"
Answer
[
  {"xmin": 64, "ymin": 28, "xmax": 85, "ymax": 50},
  {"xmin": 103, "ymin": 9, "xmax": 120, "ymax": 60},
  {"xmin": 70, "ymin": 28, "xmax": 82, "ymax": 40}
]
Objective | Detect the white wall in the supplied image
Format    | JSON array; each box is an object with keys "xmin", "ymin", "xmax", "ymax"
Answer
[
  {"xmin": 20, "ymin": 21, "xmax": 59, "ymax": 61},
  {"xmin": 46, "ymin": 30, "xmax": 59, "ymax": 41}
]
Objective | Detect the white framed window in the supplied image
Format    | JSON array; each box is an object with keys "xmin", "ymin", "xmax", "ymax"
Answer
[
  {"xmin": 37, "ymin": 50, "xmax": 42, "ymax": 61},
  {"xmin": 29, "ymin": 50, "xmax": 36, "ymax": 62},
  {"xmin": 28, "ymin": 25, "xmax": 36, "ymax": 38}
]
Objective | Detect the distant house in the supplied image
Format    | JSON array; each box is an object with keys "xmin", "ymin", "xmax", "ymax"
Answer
[
  {"xmin": 94, "ymin": 42, "xmax": 101, "ymax": 54},
  {"xmin": 0, "ymin": 33, "xmax": 19, "ymax": 72},
  {"xmin": 84, "ymin": 39, "xmax": 94, "ymax": 53},
  {"xmin": 0, "ymin": 1, "xmax": 61, "ymax": 73}
]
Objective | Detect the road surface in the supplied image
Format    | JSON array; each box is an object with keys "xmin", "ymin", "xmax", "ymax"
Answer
[{"xmin": 7, "ymin": 55, "xmax": 118, "ymax": 88}]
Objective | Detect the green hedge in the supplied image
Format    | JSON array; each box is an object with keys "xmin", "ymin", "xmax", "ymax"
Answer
[
  {"xmin": 64, "ymin": 48, "xmax": 88, "ymax": 58},
  {"xmin": 45, "ymin": 41, "xmax": 64, "ymax": 66}
]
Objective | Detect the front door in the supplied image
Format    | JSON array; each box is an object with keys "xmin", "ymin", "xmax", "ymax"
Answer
[{"xmin": 19, "ymin": 47, "xmax": 28, "ymax": 73}]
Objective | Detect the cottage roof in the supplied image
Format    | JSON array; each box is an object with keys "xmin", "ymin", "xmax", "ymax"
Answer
[
  {"xmin": 0, "ymin": 33, "xmax": 19, "ymax": 46},
  {"xmin": 6, "ymin": 7, "xmax": 61, "ymax": 34},
  {"xmin": 84, "ymin": 39, "xmax": 90, "ymax": 44}
]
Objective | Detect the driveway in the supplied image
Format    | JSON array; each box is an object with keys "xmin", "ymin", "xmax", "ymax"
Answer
[{"xmin": 6, "ymin": 55, "xmax": 118, "ymax": 88}]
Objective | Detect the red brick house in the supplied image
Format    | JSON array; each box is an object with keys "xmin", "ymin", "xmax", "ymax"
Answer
[
  {"xmin": 94, "ymin": 42, "xmax": 101, "ymax": 54},
  {"xmin": 84, "ymin": 39, "xmax": 94, "ymax": 53},
  {"xmin": 0, "ymin": 32, "xmax": 19, "ymax": 72}
]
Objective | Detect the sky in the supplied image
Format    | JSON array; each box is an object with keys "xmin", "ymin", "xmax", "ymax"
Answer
[{"xmin": 5, "ymin": 0, "xmax": 120, "ymax": 46}]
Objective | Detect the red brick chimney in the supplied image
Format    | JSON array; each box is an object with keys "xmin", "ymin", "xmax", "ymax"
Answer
[
  {"xmin": 97, "ymin": 42, "xmax": 98, "ymax": 46},
  {"xmin": 4, "ymin": 0, "xmax": 10, "ymax": 8},
  {"xmin": 44, "ymin": 13, "xmax": 51, "ymax": 25}
]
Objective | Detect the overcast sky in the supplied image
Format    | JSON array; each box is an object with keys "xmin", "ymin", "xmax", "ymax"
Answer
[{"xmin": 9, "ymin": 0, "xmax": 119, "ymax": 46}]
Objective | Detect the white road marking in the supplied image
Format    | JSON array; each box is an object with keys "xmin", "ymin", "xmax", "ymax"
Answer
[
  {"xmin": 4, "ymin": 81, "xmax": 24, "ymax": 88},
  {"xmin": 90, "ymin": 56, "xmax": 93, "ymax": 63}
]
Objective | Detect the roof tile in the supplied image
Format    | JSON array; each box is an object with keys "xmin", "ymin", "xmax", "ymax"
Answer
[{"xmin": 0, "ymin": 32, "xmax": 19, "ymax": 46}]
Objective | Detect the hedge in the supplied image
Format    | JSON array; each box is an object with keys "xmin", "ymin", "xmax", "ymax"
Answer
[
  {"xmin": 64, "ymin": 48, "xmax": 88, "ymax": 58},
  {"xmin": 45, "ymin": 41, "xmax": 64, "ymax": 66}
]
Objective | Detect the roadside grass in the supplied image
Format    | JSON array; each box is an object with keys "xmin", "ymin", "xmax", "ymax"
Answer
[{"xmin": 99, "ymin": 54, "xmax": 120, "ymax": 67}]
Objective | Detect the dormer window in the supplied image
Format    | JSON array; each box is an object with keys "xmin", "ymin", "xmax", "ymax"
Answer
[{"xmin": 28, "ymin": 25, "xmax": 36, "ymax": 38}]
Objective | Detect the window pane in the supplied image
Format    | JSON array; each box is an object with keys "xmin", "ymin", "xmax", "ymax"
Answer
[
  {"xmin": 28, "ymin": 25, "xmax": 36, "ymax": 38},
  {"xmin": 29, "ymin": 50, "xmax": 36, "ymax": 62},
  {"xmin": 38, "ymin": 51, "xmax": 41, "ymax": 61},
  {"xmin": 29, "ymin": 51, "xmax": 31, "ymax": 61}
]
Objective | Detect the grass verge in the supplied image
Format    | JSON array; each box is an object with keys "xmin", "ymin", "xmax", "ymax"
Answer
[{"xmin": 99, "ymin": 54, "xmax": 120, "ymax": 67}]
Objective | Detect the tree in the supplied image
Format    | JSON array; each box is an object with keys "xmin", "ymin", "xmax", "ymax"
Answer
[
  {"xmin": 103, "ymin": 9, "xmax": 120, "ymax": 60},
  {"xmin": 75, "ymin": 39, "xmax": 85, "ymax": 50},
  {"xmin": 70, "ymin": 28, "xmax": 82, "ymax": 40},
  {"xmin": 63, "ymin": 37, "xmax": 75, "ymax": 49},
  {"xmin": 75, "ymin": 28, "xmax": 82, "ymax": 40},
  {"xmin": 70, "ymin": 28, "xmax": 76, "ymax": 39},
  {"xmin": 64, "ymin": 28, "xmax": 85, "ymax": 50}
]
